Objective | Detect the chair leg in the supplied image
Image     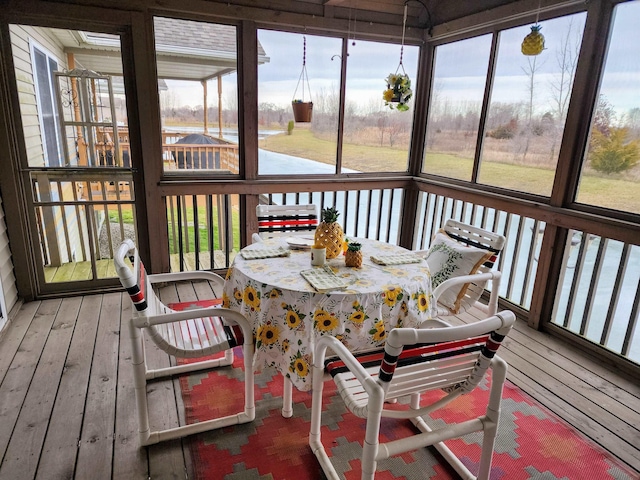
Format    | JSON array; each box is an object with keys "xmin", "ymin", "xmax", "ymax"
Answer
[
  {"xmin": 131, "ymin": 323, "xmax": 255, "ymax": 446},
  {"xmin": 309, "ymin": 364, "xmax": 340, "ymax": 480},
  {"xmin": 361, "ymin": 397, "xmax": 384, "ymax": 480},
  {"xmin": 282, "ymin": 375, "xmax": 293, "ymax": 418},
  {"xmin": 129, "ymin": 321, "xmax": 152, "ymax": 446},
  {"xmin": 242, "ymin": 336, "xmax": 256, "ymax": 422}
]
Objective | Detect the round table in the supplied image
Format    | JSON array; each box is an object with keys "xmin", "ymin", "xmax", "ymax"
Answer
[{"xmin": 222, "ymin": 237, "xmax": 435, "ymax": 392}]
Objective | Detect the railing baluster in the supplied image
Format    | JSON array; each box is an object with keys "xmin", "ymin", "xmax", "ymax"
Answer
[
  {"xmin": 386, "ymin": 189, "xmax": 395, "ymax": 243},
  {"xmin": 601, "ymin": 243, "xmax": 631, "ymax": 345},
  {"xmin": 177, "ymin": 196, "xmax": 185, "ymax": 272},
  {"xmin": 579, "ymin": 236, "xmax": 607, "ymax": 336},
  {"xmin": 565, "ymin": 233, "xmax": 590, "ymax": 329},
  {"xmin": 521, "ymin": 219, "xmax": 541, "ymax": 306},
  {"xmin": 354, "ymin": 190, "xmax": 362, "ymax": 238},
  {"xmin": 621, "ymin": 277, "xmax": 640, "ymax": 357},
  {"xmin": 506, "ymin": 216, "xmax": 524, "ymax": 301},
  {"xmin": 193, "ymin": 195, "xmax": 200, "ymax": 271}
]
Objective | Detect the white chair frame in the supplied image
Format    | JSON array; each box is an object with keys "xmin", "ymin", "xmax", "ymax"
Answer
[
  {"xmin": 309, "ymin": 310, "xmax": 516, "ymax": 480},
  {"xmin": 417, "ymin": 219, "xmax": 506, "ymax": 317},
  {"xmin": 252, "ymin": 203, "xmax": 318, "ymax": 243},
  {"xmin": 115, "ymin": 240, "xmax": 255, "ymax": 446}
]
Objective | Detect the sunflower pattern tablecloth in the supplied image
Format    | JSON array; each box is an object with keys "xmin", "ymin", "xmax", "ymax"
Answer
[{"xmin": 222, "ymin": 237, "xmax": 435, "ymax": 392}]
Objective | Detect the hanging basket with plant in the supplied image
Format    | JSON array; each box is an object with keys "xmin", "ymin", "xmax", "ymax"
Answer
[
  {"xmin": 384, "ymin": 73, "xmax": 412, "ymax": 111},
  {"xmin": 383, "ymin": 4, "xmax": 412, "ymax": 112},
  {"xmin": 292, "ymin": 36, "xmax": 313, "ymax": 123}
]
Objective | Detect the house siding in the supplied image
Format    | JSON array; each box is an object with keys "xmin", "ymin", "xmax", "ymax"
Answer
[
  {"xmin": 0, "ymin": 194, "xmax": 18, "ymax": 333},
  {"xmin": 9, "ymin": 23, "xmax": 67, "ymax": 168}
]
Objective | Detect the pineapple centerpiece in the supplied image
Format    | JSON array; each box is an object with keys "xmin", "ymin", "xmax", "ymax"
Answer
[
  {"xmin": 345, "ymin": 242, "xmax": 363, "ymax": 268},
  {"xmin": 314, "ymin": 207, "xmax": 344, "ymax": 259},
  {"xmin": 521, "ymin": 24, "xmax": 545, "ymax": 56}
]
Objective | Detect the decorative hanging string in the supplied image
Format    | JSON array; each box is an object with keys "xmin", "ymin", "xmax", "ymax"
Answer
[
  {"xmin": 292, "ymin": 36, "xmax": 312, "ymax": 102},
  {"xmin": 395, "ymin": 4, "xmax": 408, "ymax": 76}
]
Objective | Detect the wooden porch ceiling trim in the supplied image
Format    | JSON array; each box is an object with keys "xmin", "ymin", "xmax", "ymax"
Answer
[
  {"xmin": 142, "ymin": 0, "xmax": 425, "ymax": 43},
  {"xmin": 428, "ymin": 0, "xmax": 586, "ymax": 42}
]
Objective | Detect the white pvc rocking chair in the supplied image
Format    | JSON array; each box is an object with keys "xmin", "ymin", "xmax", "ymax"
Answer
[
  {"xmin": 115, "ymin": 239, "xmax": 255, "ymax": 446},
  {"xmin": 309, "ymin": 310, "xmax": 516, "ymax": 480}
]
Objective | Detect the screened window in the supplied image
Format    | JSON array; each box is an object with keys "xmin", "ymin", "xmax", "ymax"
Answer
[
  {"xmin": 576, "ymin": 0, "xmax": 640, "ymax": 214},
  {"xmin": 342, "ymin": 39, "xmax": 418, "ymax": 173},
  {"xmin": 478, "ymin": 13, "xmax": 586, "ymax": 195},
  {"xmin": 423, "ymin": 35, "xmax": 492, "ymax": 180},
  {"xmin": 155, "ymin": 17, "xmax": 240, "ymax": 175},
  {"xmin": 257, "ymin": 30, "xmax": 341, "ymax": 175}
]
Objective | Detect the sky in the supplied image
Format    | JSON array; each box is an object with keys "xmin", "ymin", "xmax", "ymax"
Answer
[{"xmin": 163, "ymin": 2, "xmax": 640, "ymax": 119}]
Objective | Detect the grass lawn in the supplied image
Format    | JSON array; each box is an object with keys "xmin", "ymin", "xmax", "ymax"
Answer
[
  {"xmin": 109, "ymin": 207, "xmax": 240, "ymax": 253},
  {"xmin": 260, "ymin": 129, "xmax": 639, "ymax": 214}
]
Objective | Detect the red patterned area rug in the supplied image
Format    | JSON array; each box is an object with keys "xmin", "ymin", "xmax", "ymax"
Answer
[{"xmin": 171, "ymin": 302, "xmax": 637, "ymax": 480}]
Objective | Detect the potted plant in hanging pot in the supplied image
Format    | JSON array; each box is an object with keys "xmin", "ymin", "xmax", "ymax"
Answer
[
  {"xmin": 383, "ymin": 73, "xmax": 412, "ymax": 111},
  {"xmin": 292, "ymin": 99, "xmax": 313, "ymax": 123}
]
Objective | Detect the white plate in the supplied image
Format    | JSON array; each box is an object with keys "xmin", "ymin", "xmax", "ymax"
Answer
[{"xmin": 286, "ymin": 236, "xmax": 315, "ymax": 249}]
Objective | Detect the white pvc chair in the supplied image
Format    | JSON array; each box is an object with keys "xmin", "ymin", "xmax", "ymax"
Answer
[
  {"xmin": 252, "ymin": 203, "xmax": 318, "ymax": 243},
  {"xmin": 309, "ymin": 310, "xmax": 516, "ymax": 480},
  {"xmin": 417, "ymin": 219, "xmax": 506, "ymax": 318},
  {"xmin": 115, "ymin": 239, "xmax": 255, "ymax": 446}
]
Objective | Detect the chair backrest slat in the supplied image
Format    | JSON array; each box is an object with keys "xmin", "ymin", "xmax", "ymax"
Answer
[
  {"xmin": 256, "ymin": 204, "xmax": 318, "ymax": 238},
  {"xmin": 377, "ymin": 312, "xmax": 515, "ymax": 399},
  {"xmin": 443, "ymin": 219, "xmax": 505, "ymax": 271}
]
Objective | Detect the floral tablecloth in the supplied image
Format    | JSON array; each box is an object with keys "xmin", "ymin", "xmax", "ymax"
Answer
[{"xmin": 222, "ymin": 237, "xmax": 435, "ymax": 391}]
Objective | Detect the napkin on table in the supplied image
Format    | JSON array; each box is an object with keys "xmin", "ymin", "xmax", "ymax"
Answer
[
  {"xmin": 241, "ymin": 246, "xmax": 291, "ymax": 260},
  {"xmin": 369, "ymin": 253, "xmax": 423, "ymax": 266}
]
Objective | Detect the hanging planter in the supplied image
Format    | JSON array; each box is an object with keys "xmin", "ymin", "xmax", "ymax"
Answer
[
  {"xmin": 383, "ymin": 5, "xmax": 412, "ymax": 112},
  {"xmin": 292, "ymin": 36, "xmax": 313, "ymax": 123},
  {"xmin": 384, "ymin": 73, "xmax": 412, "ymax": 111},
  {"xmin": 292, "ymin": 100, "xmax": 313, "ymax": 122}
]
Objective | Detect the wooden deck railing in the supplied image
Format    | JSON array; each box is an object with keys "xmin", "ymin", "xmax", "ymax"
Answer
[{"xmin": 164, "ymin": 187, "xmax": 639, "ymax": 367}]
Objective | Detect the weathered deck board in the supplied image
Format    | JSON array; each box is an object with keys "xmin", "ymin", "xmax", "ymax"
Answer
[
  {"xmin": 35, "ymin": 295, "xmax": 102, "ymax": 479},
  {"xmin": 455, "ymin": 308, "xmax": 640, "ymax": 472},
  {"xmin": 112, "ymin": 294, "xmax": 149, "ymax": 479},
  {"xmin": 0, "ymin": 287, "xmax": 638, "ymax": 478},
  {"xmin": 74, "ymin": 293, "xmax": 121, "ymax": 479},
  {"xmin": 0, "ymin": 297, "xmax": 81, "ymax": 479}
]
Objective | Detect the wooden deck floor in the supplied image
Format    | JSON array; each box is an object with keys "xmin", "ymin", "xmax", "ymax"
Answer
[{"xmin": 0, "ymin": 282, "xmax": 638, "ymax": 479}]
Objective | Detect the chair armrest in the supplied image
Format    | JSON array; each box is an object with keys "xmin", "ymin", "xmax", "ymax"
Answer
[
  {"xmin": 148, "ymin": 270, "xmax": 225, "ymax": 289},
  {"xmin": 133, "ymin": 307, "xmax": 250, "ymax": 331},
  {"xmin": 432, "ymin": 271, "xmax": 498, "ymax": 301},
  {"xmin": 314, "ymin": 336, "xmax": 376, "ymax": 392},
  {"xmin": 418, "ymin": 318, "xmax": 452, "ymax": 329}
]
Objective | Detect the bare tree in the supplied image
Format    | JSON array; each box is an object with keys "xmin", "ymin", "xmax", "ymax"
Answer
[
  {"xmin": 547, "ymin": 17, "xmax": 583, "ymax": 160},
  {"xmin": 520, "ymin": 55, "xmax": 544, "ymax": 161}
]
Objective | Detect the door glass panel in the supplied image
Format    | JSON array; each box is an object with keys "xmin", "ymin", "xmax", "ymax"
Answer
[{"xmin": 10, "ymin": 24, "xmax": 136, "ymax": 286}]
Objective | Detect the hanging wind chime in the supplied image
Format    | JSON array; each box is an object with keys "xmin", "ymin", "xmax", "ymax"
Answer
[
  {"xmin": 521, "ymin": 2, "xmax": 546, "ymax": 56},
  {"xmin": 383, "ymin": 4, "xmax": 412, "ymax": 111},
  {"xmin": 292, "ymin": 36, "xmax": 313, "ymax": 123}
]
